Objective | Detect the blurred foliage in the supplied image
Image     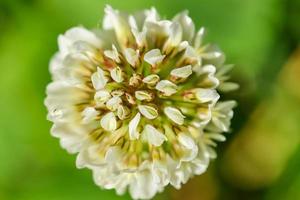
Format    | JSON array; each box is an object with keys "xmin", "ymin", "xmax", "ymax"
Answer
[{"xmin": 0, "ymin": 0, "xmax": 299, "ymax": 199}]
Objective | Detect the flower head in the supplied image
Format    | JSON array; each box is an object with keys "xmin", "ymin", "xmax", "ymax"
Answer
[{"xmin": 45, "ymin": 5, "xmax": 237, "ymax": 199}]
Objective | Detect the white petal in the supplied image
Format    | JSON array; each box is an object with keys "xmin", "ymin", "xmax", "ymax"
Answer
[
  {"xmin": 216, "ymin": 64, "xmax": 234, "ymax": 77},
  {"xmin": 170, "ymin": 65, "xmax": 193, "ymax": 78},
  {"xmin": 218, "ymin": 82, "xmax": 239, "ymax": 92},
  {"xmin": 164, "ymin": 107, "xmax": 185, "ymax": 125},
  {"xmin": 193, "ymin": 64, "xmax": 216, "ymax": 74},
  {"xmin": 128, "ymin": 15, "xmax": 138, "ymax": 30},
  {"xmin": 76, "ymin": 142, "xmax": 109, "ymax": 168},
  {"xmin": 143, "ymin": 124, "xmax": 167, "ymax": 146},
  {"xmin": 104, "ymin": 45, "xmax": 120, "ymax": 62},
  {"xmin": 197, "ymin": 106, "xmax": 212, "ymax": 124},
  {"xmin": 155, "ymin": 80, "xmax": 177, "ymax": 96},
  {"xmin": 195, "ymin": 89, "xmax": 220, "ymax": 103},
  {"xmin": 144, "ymin": 49, "xmax": 165, "ymax": 66},
  {"xmin": 94, "ymin": 90, "xmax": 111, "ymax": 104},
  {"xmin": 103, "ymin": 5, "xmax": 133, "ymax": 47},
  {"xmin": 145, "ymin": 7, "xmax": 160, "ymax": 22},
  {"xmin": 81, "ymin": 107, "xmax": 99, "ymax": 124},
  {"xmin": 178, "ymin": 134, "xmax": 198, "ymax": 161},
  {"xmin": 138, "ymin": 105, "xmax": 158, "ymax": 119},
  {"xmin": 183, "ymin": 46, "xmax": 198, "ymax": 62},
  {"xmin": 194, "ymin": 27, "xmax": 205, "ymax": 49},
  {"xmin": 142, "ymin": 74, "xmax": 160, "ymax": 86},
  {"xmin": 129, "ymin": 113, "xmax": 141, "ymax": 140},
  {"xmin": 201, "ymin": 51, "xmax": 222, "ymax": 59},
  {"xmin": 58, "ymin": 26, "xmax": 102, "ymax": 57},
  {"xmin": 131, "ymin": 28, "xmax": 146, "ymax": 47},
  {"xmin": 106, "ymin": 96, "xmax": 122, "ymax": 111},
  {"xmin": 165, "ymin": 22, "xmax": 182, "ymax": 47},
  {"xmin": 91, "ymin": 67, "xmax": 108, "ymax": 90},
  {"xmin": 110, "ymin": 66, "xmax": 124, "ymax": 83},
  {"xmin": 178, "ymin": 41, "xmax": 189, "ymax": 52},
  {"xmin": 193, "ymin": 65, "xmax": 220, "ymax": 88},
  {"xmin": 206, "ymin": 133, "xmax": 226, "ymax": 142},
  {"xmin": 215, "ymin": 100, "xmax": 237, "ymax": 112},
  {"xmin": 135, "ymin": 90, "xmax": 153, "ymax": 101},
  {"xmin": 105, "ymin": 146, "xmax": 123, "ymax": 163},
  {"xmin": 124, "ymin": 48, "xmax": 139, "ymax": 66},
  {"xmin": 212, "ymin": 117, "xmax": 228, "ymax": 132},
  {"xmin": 173, "ymin": 11, "xmax": 195, "ymax": 41},
  {"xmin": 192, "ymin": 157, "xmax": 209, "ymax": 175},
  {"xmin": 117, "ymin": 105, "xmax": 130, "ymax": 120},
  {"xmin": 100, "ymin": 112, "xmax": 117, "ymax": 131},
  {"xmin": 178, "ymin": 134, "xmax": 195, "ymax": 149},
  {"xmin": 129, "ymin": 170, "xmax": 158, "ymax": 200}
]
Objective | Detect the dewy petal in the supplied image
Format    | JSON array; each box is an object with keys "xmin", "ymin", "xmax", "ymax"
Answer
[
  {"xmin": 142, "ymin": 74, "xmax": 160, "ymax": 86},
  {"xmin": 94, "ymin": 90, "xmax": 111, "ymax": 104},
  {"xmin": 129, "ymin": 113, "xmax": 141, "ymax": 140},
  {"xmin": 104, "ymin": 45, "xmax": 120, "ymax": 63},
  {"xmin": 138, "ymin": 105, "xmax": 158, "ymax": 119},
  {"xmin": 164, "ymin": 107, "xmax": 185, "ymax": 125},
  {"xmin": 155, "ymin": 80, "xmax": 177, "ymax": 96},
  {"xmin": 110, "ymin": 66, "xmax": 124, "ymax": 83},
  {"xmin": 100, "ymin": 112, "xmax": 117, "ymax": 131},
  {"xmin": 91, "ymin": 67, "xmax": 108, "ymax": 90},
  {"xmin": 124, "ymin": 48, "xmax": 139, "ymax": 66},
  {"xmin": 143, "ymin": 124, "xmax": 167, "ymax": 146},
  {"xmin": 81, "ymin": 107, "xmax": 99, "ymax": 123},
  {"xmin": 195, "ymin": 88, "xmax": 220, "ymax": 103},
  {"xmin": 106, "ymin": 96, "xmax": 122, "ymax": 111},
  {"xmin": 170, "ymin": 65, "xmax": 193, "ymax": 78},
  {"xmin": 144, "ymin": 49, "xmax": 165, "ymax": 66}
]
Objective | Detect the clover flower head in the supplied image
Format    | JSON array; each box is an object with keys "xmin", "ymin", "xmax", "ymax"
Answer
[{"xmin": 45, "ymin": 5, "xmax": 237, "ymax": 199}]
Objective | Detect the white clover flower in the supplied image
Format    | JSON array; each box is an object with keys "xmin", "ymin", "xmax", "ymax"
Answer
[{"xmin": 45, "ymin": 5, "xmax": 237, "ymax": 200}]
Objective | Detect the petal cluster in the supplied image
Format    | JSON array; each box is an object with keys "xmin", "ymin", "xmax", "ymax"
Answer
[{"xmin": 45, "ymin": 5, "xmax": 237, "ymax": 200}]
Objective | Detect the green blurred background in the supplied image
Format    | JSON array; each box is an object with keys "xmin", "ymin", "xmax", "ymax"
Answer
[{"xmin": 0, "ymin": 0, "xmax": 300, "ymax": 199}]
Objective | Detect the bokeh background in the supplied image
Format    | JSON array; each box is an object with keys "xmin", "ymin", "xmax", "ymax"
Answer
[{"xmin": 1, "ymin": 0, "xmax": 300, "ymax": 199}]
